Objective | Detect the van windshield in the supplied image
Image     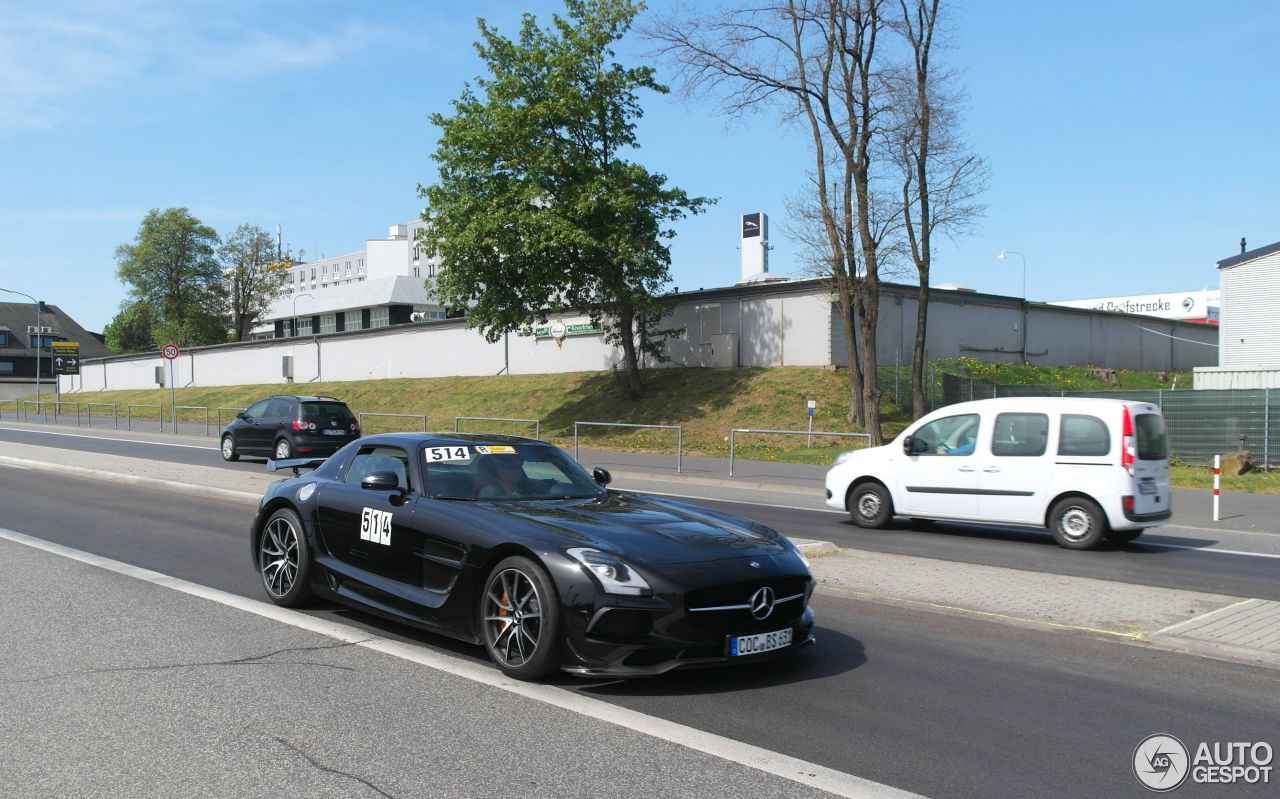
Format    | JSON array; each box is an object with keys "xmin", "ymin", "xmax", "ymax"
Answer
[{"xmin": 1134, "ymin": 413, "xmax": 1168, "ymax": 460}]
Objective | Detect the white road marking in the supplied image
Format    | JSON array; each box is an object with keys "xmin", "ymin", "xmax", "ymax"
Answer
[
  {"xmin": 0, "ymin": 526, "xmax": 921, "ymax": 799},
  {"xmin": 0, "ymin": 462, "xmax": 31, "ymax": 469},
  {"xmin": 1134, "ymin": 542, "xmax": 1280, "ymax": 560},
  {"xmin": 1153, "ymin": 598, "xmax": 1259, "ymax": 636},
  {"xmin": 0, "ymin": 425, "xmax": 218, "ymax": 451}
]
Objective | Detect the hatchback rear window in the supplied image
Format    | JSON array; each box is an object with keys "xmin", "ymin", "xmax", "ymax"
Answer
[
  {"xmin": 1134, "ymin": 413, "xmax": 1168, "ymax": 460},
  {"xmin": 302, "ymin": 402, "xmax": 355, "ymax": 423}
]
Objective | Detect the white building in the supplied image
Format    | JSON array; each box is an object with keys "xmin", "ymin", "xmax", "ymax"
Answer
[
  {"xmin": 1195, "ymin": 239, "xmax": 1280, "ymax": 388},
  {"xmin": 254, "ymin": 221, "xmax": 446, "ymax": 339}
]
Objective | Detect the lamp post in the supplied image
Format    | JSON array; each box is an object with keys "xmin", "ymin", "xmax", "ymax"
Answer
[
  {"xmin": 997, "ymin": 250, "xmax": 1028, "ymax": 362},
  {"xmin": 291, "ymin": 292, "xmax": 313, "ymax": 339},
  {"xmin": 0, "ymin": 287, "xmax": 45, "ymax": 403}
]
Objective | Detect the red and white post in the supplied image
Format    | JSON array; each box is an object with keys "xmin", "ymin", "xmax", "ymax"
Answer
[{"xmin": 1213, "ymin": 455, "xmax": 1221, "ymax": 522}]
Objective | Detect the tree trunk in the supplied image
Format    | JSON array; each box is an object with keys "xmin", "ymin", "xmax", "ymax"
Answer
[
  {"xmin": 617, "ymin": 302, "xmax": 643, "ymax": 397},
  {"xmin": 835, "ymin": 285, "xmax": 864, "ymax": 425},
  {"xmin": 911, "ymin": 283, "xmax": 928, "ymax": 418}
]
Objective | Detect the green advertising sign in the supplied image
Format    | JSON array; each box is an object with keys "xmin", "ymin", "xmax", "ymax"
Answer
[{"xmin": 534, "ymin": 321, "xmax": 602, "ymax": 339}]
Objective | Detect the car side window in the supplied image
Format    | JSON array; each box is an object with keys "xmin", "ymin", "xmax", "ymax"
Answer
[
  {"xmin": 1059, "ymin": 414, "xmax": 1110, "ymax": 457},
  {"xmin": 992, "ymin": 413, "xmax": 1050, "ymax": 457},
  {"xmin": 265, "ymin": 398, "xmax": 294, "ymax": 419},
  {"xmin": 245, "ymin": 399, "xmax": 271, "ymax": 419},
  {"xmin": 909, "ymin": 414, "xmax": 979, "ymax": 456},
  {"xmin": 345, "ymin": 446, "xmax": 411, "ymax": 490}
]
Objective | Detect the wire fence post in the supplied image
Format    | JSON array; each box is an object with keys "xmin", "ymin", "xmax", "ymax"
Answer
[
  {"xmin": 729, "ymin": 429, "xmax": 736, "ymax": 477},
  {"xmin": 574, "ymin": 422, "xmax": 580, "ymax": 463},
  {"xmin": 1266, "ymin": 387, "xmax": 1271, "ymax": 472},
  {"xmin": 677, "ymin": 427, "xmax": 682, "ymax": 473}
]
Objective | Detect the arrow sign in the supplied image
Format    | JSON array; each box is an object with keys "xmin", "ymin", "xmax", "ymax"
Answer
[{"xmin": 51, "ymin": 342, "xmax": 80, "ymax": 375}]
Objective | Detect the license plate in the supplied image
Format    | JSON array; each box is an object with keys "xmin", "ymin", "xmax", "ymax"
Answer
[
  {"xmin": 1138, "ymin": 482, "xmax": 1157, "ymax": 494},
  {"xmin": 322, "ymin": 429, "xmax": 347, "ymax": 436},
  {"xmin": 728, "ymin": 627, "xmax": 792, "ymax": 657}
]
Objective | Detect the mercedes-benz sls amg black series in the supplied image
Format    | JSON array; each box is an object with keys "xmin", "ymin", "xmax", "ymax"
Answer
[{"xmin": 250, "ymin": 433, "xmax": 815, "ymax": 680}]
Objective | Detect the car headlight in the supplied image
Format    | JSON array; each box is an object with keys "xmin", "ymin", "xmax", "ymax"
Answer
[
  {"xmin": 567, "ymin": 548, "xmax": 651, "ymax": 596},
  {"xmin": 834, "ymin": 450, "xmax": 858, "ymax": 466}
]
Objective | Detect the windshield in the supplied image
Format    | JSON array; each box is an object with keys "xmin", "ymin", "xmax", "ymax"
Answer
[{"xmin": 422, "ymin": 443, "xmax": 605, "ymax": 501}]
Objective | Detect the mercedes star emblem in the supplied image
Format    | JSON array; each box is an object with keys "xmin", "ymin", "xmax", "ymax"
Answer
[{"xmin": 749, "ymin": 586, "xmax": 776, "ymax": 620}]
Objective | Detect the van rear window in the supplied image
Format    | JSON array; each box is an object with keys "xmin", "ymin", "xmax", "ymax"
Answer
[
  {"xmin": 1134, "ymin": 413, "xmax": 1168, "ymax": 460},
  {"xmin": 302, "ymin": 401, "xmax": 355, "ymax": 423}
]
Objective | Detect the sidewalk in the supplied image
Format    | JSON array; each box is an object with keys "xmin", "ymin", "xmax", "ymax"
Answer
[{"xmin": 2, "ymin": 431, "xmax": 1278, "ymax": 672}]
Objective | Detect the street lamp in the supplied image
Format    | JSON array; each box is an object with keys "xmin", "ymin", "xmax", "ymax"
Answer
[
  {"xmin": 291, "ymin": 292, "xmax": 313, "ymax": 339},
  {"xmin": 996, "ymin": 250, "xmax": 1028, "ymax": 362},
  {"xmin": 0, "ymin": 287, "xmax": 45, "ymax": 403}
]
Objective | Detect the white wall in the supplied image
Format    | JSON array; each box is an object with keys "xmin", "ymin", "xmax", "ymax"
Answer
[{"xmin": 1221, "ymin": 250, "xmax": 1280, "ymax": 367}]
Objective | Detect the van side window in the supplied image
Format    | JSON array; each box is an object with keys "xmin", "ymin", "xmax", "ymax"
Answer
[
  {"xmin": 908, "ymin": 413, "xmax": 979, "ymax": 456},
  {"xmin": 1059, "ymin": 414, "xmax": 1110, "ymax": 457},
  {"xmin": 992, "ymin": 413, "xmax": 1049, "ymax": 457}
]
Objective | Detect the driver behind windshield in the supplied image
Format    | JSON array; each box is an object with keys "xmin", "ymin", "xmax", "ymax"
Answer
[{"xmin": 476, "ymin": 454, "xmax": 543, "ymax": 498}]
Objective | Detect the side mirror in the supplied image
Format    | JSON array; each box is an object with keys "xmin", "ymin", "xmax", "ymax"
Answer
[
  {"xmin": 592, "ymin": 467, "xmax": 612, "ymax": 486},
  {"xmin": 902, "ymin": 435, "xmax": 914, "ymax": 455},
  {"xmin": 361, "ymin": 471, "xmax": 404, "ymax": 494},
  {"xmin": 237, "ymin": 412, "xmax": 249, "ymax": 421}
]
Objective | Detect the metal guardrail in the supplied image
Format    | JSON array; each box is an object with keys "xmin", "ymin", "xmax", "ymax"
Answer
[
  {"xmin": 127, "ymin": 404, "xmax": 163, "ymax": 432},
  {"xmin": 574, "ymin": 421, "xmax": 683, "ymax": 473},
  {"xmin": 454, "ymin": 416, "xmax": 541, "ymax": 440},
  {"xmin": 52, "ymin": 401, "xmax": 81, "ymax": 424},
  {"xmin": 173, "ymin": 405, "xmax": 211, "ymax": 436},
  {"xmin": 728, "ymin": 428, "xmax": 871, "ymax": 477},
  {"xmin": 216, "ymin": 407, "xmax": 246, "ymax": 433},
  {"xmin": 21, "ymin": 400, "xmax": 52, "ymax": 421},
  {"xmin": 86, "ymin": 402, "xmax": 118, "ymax": 429},
  {"xmin": 0, "ymin": 399, "xmax": 15, "ymax": 420},
  {"xmin": 358, "ymin": 412, "xmax": 428, "ymax": 433}
]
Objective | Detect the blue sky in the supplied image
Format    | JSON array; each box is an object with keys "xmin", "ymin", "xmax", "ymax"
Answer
[{"xmin": 1, "ymin": 0, "xmax": 1276, "ymax": 333}]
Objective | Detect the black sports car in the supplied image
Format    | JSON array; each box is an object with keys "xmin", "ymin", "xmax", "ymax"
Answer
[{"xmin": 250, "ymin": 433, "xmax": 815, "ymax": 679}]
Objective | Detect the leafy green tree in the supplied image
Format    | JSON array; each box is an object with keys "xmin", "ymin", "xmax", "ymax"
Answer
[
  {"xmin": 420, "ymin": 0, "xmax": 712, "ymax": 396},
  {"xmin": 103, "ymin": 299, "xmax": 158, "ymax": 353},
  {"xmin": 220, "ymin": 224, "xmax": 291, "ymax": 341},
  {"xmin": 115, "ymin": 207, "xmax": 225, "ymax": 347}
]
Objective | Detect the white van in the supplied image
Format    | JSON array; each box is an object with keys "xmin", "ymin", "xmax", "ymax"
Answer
[{"xmin": 824, "ymin": 397, "xmax": 1171, "ymax": 549}]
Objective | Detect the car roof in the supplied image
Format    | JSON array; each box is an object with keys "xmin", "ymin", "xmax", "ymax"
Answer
[
  {"xmin": 260, "ymin": 394, "xmax": 345, "ymax": 403},
  {"xmin": 355, "ymin": 432, "xmax": 545, "ymax": 448},
  {"xmin": 929, "ymin": 396, "xmax": 1162, "ymax": 415}
]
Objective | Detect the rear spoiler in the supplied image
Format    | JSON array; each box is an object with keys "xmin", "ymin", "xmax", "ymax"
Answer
[{"xmin": 268, "ymin": 457, "xmax": 328, "ymax": 476}]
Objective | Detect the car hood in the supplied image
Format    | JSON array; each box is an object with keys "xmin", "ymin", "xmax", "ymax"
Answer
[{"xmin": 479, "ymin": 492, "xmax": 791, "ymax": 565}]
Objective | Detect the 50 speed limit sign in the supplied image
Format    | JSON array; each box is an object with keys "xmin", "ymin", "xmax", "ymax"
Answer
[{"xmin": 161, "ymin": 343, "xmax": 180, "ymax": 360}]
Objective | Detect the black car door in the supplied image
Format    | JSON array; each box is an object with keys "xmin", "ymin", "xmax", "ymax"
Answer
[
  {"xmin": 256, "ymin": 397, "xmax": 295, "ymax": 452},
  {"xmin": 238, "ymin": 399, "xmax": 273, "ymax": 453},
  {"xmin": 315, "ymin": 444, "xmax": 420, "ymax": 588}
]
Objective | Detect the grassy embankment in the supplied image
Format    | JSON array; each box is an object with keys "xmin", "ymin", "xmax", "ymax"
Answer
[{"xmin": 18, "ymin": 360, "xmax": 1276, "ymax": 493}]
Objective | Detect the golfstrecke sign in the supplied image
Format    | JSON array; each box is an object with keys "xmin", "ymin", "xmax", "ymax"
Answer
[{"xmin": 51, "ymin": 341, "xmax": 80, "ymax": 375}]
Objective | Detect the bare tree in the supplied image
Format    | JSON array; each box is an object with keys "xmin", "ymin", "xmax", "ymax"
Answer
[
  {"xmin": 892, "ymin": 0, "xmax": 987, "ymax": 417},
  {"xmin": 220, "ymin": 224, "xmax": 291, "ymax": 342},
  {"xmin": 649, "ymin": 0, "xmax": 899, "ymax": 443}
]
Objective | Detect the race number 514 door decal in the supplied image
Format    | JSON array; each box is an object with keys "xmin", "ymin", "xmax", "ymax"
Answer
[{"xmin": 360, "ymin": 507, "xmax": 392, "ymax": 545}]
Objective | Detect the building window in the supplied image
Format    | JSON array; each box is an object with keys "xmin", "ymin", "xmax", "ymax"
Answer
[
  {"xmin": 345, "ymin": 263, "xmax": 351, "ymax": 277},
  {"xmin": 310, "ymin": 268, "xmax": 317, "ymax": 281},
  {"xmin": 428, "ymin": 262, "xmax": 437, "ymax": 278},
  {"xmin": 358, "ymin": 259, "xmax": 364, "ymax": 275},
  {"xmin": 369, "ymin": 307, "xmax": 390, "ymax": 329},
  {"xmin": 30, "ymin": 334, "xmax": 56, "ymax": 349},
  {"xmin": 413, "ymin": 267, "xmax": 420, "ymax": 278},
  {"xmin": 0, "ymin": 361, "xmax": 12, "ymax": 374},
  {"xmin": 0, "ymin": 331, "xmax": 9, "ymax": 346},
  {"xmin": 297, "ymin": 318, "xmax": 313, "ymax": 336},
  {"xmin": 319, "ymin": 314, "xmax": 337, "ymax": 334},
  {"xmin": 345, "ymin": 310, "xmax": 362, "ymax": 331}
]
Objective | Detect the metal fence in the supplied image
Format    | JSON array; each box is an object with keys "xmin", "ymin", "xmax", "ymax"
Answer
[
  {"xmin": 454, "ymin": 416, "xmax": 541, "ymax": 440},
  {"xmin": 86, "ymin": 403, "xmax": 119, "ymax": 428},
  {"xmin": 932, "ymin": 375, "xmax": 1279, "ymax": 467},
  {"xmin": 127, "ymin": 404, "xmax": 163, "ymax": 431},
  {"xmin": 0, "ymin": 399, "xmax": 15, "ymax": 420},
  {"xmin": 574, "ymin": 421, "xmax": 683, "ymax": 473},
  {"xmin": 728, "ymin": 428, "xmax": 871, "ymax": 476}
]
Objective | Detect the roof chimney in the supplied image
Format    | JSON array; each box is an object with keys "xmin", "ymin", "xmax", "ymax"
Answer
[{"xmin": 1241, "ymin": 237, "xmax": 1247, "ymax": 254}]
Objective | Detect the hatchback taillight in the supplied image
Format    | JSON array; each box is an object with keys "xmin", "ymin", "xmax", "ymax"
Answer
[
  {"xmin": 1121, "ymin": 406, "xmax": 1135, "ymax": 476},
  {"xmin": 292, "ymin": 420, "xmax": 317, "ymax": 432}
]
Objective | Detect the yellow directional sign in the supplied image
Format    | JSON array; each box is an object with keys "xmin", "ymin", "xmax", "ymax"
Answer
[{"xmin": 51, "ymin": 341, "xmax": 80, "ymax": 375}]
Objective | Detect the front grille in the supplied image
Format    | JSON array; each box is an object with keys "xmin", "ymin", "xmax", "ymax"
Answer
[
  {"xmin": 683, "ymin": 577, "xmax": 809, "ymax": 634},
  {"xmin": 685, "ymin": 577, "xmax": 809, "ymax": 610}
]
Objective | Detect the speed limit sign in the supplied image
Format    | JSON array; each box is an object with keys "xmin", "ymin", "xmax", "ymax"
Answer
[{"xmin": 161, "ymin": 343, "xmax": 180, "ymax": 360}]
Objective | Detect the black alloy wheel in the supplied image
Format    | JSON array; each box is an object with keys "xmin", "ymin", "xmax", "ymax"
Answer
[
  {"xmin": 258, "ymin": 508, "xmax": 314, "ymax": 607},
  {"xmin": 480, "ymin": 556, "xmax": 562, "ymax": 680}
]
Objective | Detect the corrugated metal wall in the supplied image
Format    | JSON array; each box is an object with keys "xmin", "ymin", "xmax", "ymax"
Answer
[{"xmin": 1221, "ymin": 250, "xmax": 1280, "ymax": 367}]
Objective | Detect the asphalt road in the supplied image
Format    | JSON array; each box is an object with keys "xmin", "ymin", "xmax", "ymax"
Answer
[
  {"xmin": 2, "ymin": 423, "xmax": 1276, "ymax": 602},
  {"xmin": 1, "ymin": 465, "xmax": 1276, "ymax": 798}
]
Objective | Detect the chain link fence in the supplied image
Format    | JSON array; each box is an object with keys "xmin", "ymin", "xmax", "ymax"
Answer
[{"xmin": 931, "ymin": 374, "xmax": 1277, "ymax": 467}]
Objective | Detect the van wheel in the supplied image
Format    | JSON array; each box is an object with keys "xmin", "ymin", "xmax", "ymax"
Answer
[
  {"xmin": 1049, "ymin": 497, "xmax": 1107, "ymax": 549},
  {"xmin": 848, "ymin": 482, "xmax": 893, "ymax": 529},
  {"xmin": 1107, "ymin": 529, "xmax": 1144, "ymax": 544}
]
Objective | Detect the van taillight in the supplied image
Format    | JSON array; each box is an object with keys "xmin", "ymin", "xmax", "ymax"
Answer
[
  {"xmin": 292, "ymin": 420, "xmax": 316, "ymax": 432},
  {"xmin": 1121, "ymin": 406, "xmax": 1135, "ymax": 476}
]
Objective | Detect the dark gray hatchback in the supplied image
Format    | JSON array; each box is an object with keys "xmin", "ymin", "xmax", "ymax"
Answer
[{"xmin": 220, "ymin": 395, "xmax": 360, "ymax": 461}]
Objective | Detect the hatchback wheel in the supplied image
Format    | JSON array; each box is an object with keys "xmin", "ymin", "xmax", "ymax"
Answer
[
  {"xmin": 479, "ymin": 556, "xmax": 562, "ymax": 680},
  {"xmin": 1049, "ymin": 497, "xmax": 1107, "ymax": 549},
  {"xmin": 258, "ymin": 508, "xmax": 314, "ymax": 607},
  {"xmin": 221, "ymin": 434, "xmax": 239, "ymax": 462},
  {"xmin": 274, "ymin": 438, "xmax": 292, "ymax": 460}
]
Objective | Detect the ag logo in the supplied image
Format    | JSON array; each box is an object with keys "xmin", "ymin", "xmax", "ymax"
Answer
[
  {"xmin": 360, "ymin": 507, "xmax": 392, "ymax": 546},
  {"xmin": 1133, "ymin": 734, "xmax": 1189, "ymax": 792}
]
